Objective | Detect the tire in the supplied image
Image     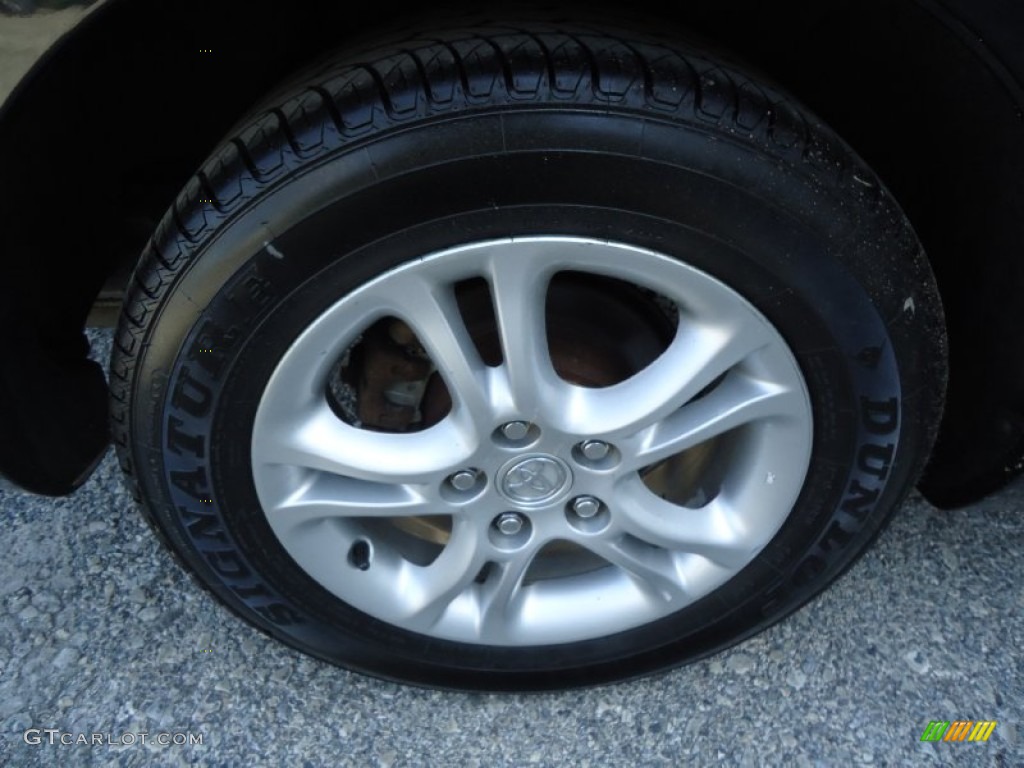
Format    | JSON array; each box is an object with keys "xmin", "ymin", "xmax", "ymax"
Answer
[{"xmin": 110, "ymin": 23, "xmax": 946, "ymax": 690}]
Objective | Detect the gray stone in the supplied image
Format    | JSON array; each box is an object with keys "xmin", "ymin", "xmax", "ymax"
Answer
[
  {"xmin": 786, "ymin": 668, "xmax": 807, "ymax": 690},
  {"xmin": 17, "ymin": 605, "xmax": 40, "ymax": 621},
  {"xmin": 903, "ymin": 649, "xmax": 930, "ymax": 675},
  {"xmin": 138, "ymin": 606, "xmax": 160, "ymax": 622},
  {"xmin": 52, "ymin": 647, "xmax": 79, "ymax": 669},
  {"xmin": 726, "ymin": 653, "xmax": 755, "ymax": 673}
]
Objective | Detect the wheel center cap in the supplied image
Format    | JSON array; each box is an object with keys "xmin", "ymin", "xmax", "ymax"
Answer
[{"xmin": 498, "ymin": 455, "xmax": 572, "ymax": 506}]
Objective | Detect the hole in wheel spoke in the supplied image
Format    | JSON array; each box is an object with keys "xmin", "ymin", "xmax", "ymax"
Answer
[
  {"xmin": 354, "ymin": 515, "xmax": 450, "ymax": 567},
  {"xmin": 347, "ymin": 539, "xmax": 373, "ymax": 571},
  {"xmin": 326, "ymin": 316, "xmax": 452, "ymax": 433},
  {"xmin": 603, "ymin": 536, "xmax": 682, "ymax": 600},
  {"xmin": 454, "ymin": 278, "xmax": 503, "ymax": 366},
  {"xmin": 474, "ymin": 562, "xmax": 496, "ymax": 584},
  {"xmin": 640, "ymin": 430, "xmax": 739, "ymax": 508},
  {"xmin": 521, "ymin": 540, "xmax": 609, "ymax": 585},
  {"xmin": 545, "ymin": 272, "xmax": 677, "ymax": 388}
]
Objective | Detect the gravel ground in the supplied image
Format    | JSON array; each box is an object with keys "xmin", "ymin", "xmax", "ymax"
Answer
[{"xmin": 0, "ymin": 328, "xmax": 1020, "ymax": 767}]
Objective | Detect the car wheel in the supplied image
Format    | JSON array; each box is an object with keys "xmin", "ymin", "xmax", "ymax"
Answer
[{"xmin": 110, "ymin": 23, "xmax": 946, "ymax": 689}]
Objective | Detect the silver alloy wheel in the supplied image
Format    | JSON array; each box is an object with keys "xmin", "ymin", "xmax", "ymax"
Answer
[{"xmin": 251, "ymin": 238, "xmax": 813, "ymax": 646}]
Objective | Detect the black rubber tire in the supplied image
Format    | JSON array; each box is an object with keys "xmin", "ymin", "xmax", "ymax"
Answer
[{"xmin": 109, "ymin": 22, "xmax": 946, "ymax": 690}]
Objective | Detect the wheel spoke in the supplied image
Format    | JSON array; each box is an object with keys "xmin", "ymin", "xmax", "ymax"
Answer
[
  {"xmin": 253, "ymin": 402, "xmax": 474, "ymax": 485},
  {"xmin": 478, "ymin": 545, "xmax": 541, "ymax": 641},
  {"xmin": 265, "ymin": 475, "xmax": 438, "ymax": 538},
  {"xmin": 552, "ymin": 318, "xmax": 773, "ymax": 437},
  {"xmin": 621, "ymin": 372, "xmax": 805, "ymax": 472},
  {"xmin": 379, "ymin": 273, "xmax": 494, "ymax": 431},
  {"xmin": 485, "ymin": 244, "xmax": 560, "ymax": 415},
  {"xmin": 399, "ymin": 519, "xmax": 488, "ymax": 632},
  {"xmin": 613, "ymin": 475, "xmax": 764, "ymax": 568},
  {"xmin": 582, "ymin": 538, "xmax": 688, "ymax": 604}
]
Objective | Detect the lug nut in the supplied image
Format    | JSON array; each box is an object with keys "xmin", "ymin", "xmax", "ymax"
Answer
[
  {"xmin": 450, "ymin": 470, "xmax": 478, "ymax": 491},
  {"xmin": 501, "ymin": 421, "xmax": 531, "ymax": 441},
  {"xmin": 580, "ymin": 440, "xmax": 611, "ymax": 461},
  {"xmin": 495, "ymin": 512, "xmax": 525, "ymax": 535},
  {"xmin": 571, "ymin": 496, "xmax": 601, "ymax": 519}
]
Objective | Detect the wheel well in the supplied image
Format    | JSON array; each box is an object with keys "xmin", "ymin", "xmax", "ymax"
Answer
[{"xmin": 2, "ymin": 0, "xmax": 1022, "ymax": 502}]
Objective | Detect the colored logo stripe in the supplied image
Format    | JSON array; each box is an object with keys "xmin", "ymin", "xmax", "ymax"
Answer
[
  {"xmin": 944, "ymin": 722, "xmax": 972, "ymax": 741},
  {"xmin": 969, "ymin": 722, "xmax": 998, "ymax": 742},
  {"xmin": 920, "ymin": 721, "xmax": 997, "ymax": 742}
]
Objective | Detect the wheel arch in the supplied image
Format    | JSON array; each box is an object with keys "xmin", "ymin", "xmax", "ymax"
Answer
[{"xmin": 1, "ymin": 0, "xmax": 1022, "ymax": 503}]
